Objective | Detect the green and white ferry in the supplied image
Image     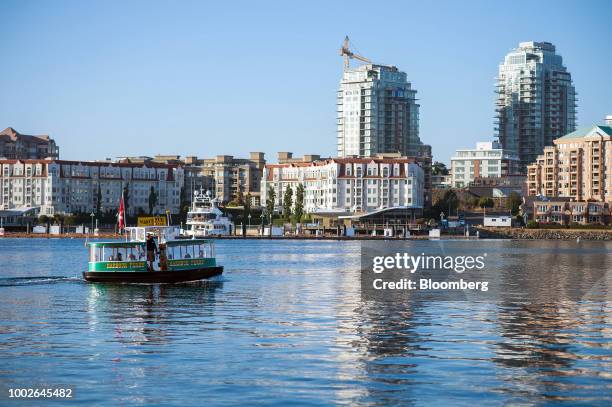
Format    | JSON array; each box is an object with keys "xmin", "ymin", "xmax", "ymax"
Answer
[{"xmin": 83, "ymin": 226, "xmax": 223, "ymax": 283}]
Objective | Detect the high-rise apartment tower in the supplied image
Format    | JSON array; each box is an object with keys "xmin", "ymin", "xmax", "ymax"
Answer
[
  {"xmin": 495, "ymin": 41, "xmax": 576, "ymax": 171},
  {"xmin": 337, "ymin": 64, "xmax": 421, "ymax": 158}
]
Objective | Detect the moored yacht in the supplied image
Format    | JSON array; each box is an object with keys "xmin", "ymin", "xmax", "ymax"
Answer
[{"xmin": 185, "ymin": 190, "xmax": 234, "ymax": 237}]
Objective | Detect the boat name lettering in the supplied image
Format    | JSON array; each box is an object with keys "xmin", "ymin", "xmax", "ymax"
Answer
[
  {"xmin": 106, "ymin": 262, "xmax": 145, "ymax": 269},
  {"xmin": 171, "ymin": 259, "xmax": 206, "ymax": 266}
]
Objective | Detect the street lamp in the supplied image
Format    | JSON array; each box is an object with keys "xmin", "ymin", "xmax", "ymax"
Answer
[
  {"xmin": 260, "ymin": 213, "xmax": 264, "ymax": 236},
  {"xmin": 268, "ymin": 211, "xmax": 273, "ymax": 237},
  {"xmin": 90, "ymin": 212, "xmax": 95, "ymax": 235},
  {"xmin": 248, "ymin": 213, "xmax": 251, "ymax": 228}
]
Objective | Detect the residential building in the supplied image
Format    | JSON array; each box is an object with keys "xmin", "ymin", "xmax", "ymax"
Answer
[
  {"xmin": 432, "ymin": 174, "xmax": 451, "ymax": 189},
  {"xmin": 532, "ymin": 198, "xmax": 609, "ymax": 225},
  {"xmin": 262, "ymin": 156, "xmax": 424, "ymax": 217},
  {"xmin": 495, "ymin": 42, "xmax": 576, "ymax": 171},
  {"xmin": 0, "ymin": 127, "xmax": 59, "ymax": 160},
  {"xmin": 277, "ymin": 152, "xmax": 329, "ymax": 164},
  {"xmin": 337, "ymin": 64, "xmax": 423, "ymax": 158},
  {"xmin": 417, "ymin": 143, "xmax": 433, "ymax": 207},
  {"xmin": 450, "ymin": 141, "xmax": 520, "ymax": 188},
  {"xmin": 182, "ymin": 153, "xmax": 265, "ymax": 206},
  {"xmin": 471, "ymin": 174, "xmax": 526, "ymax": 188},
  {"xmin": 119, "ymin": 153, "xmax": 266, "ymax": 207},
  {"xmin": 0, "ymin": 159, "xmax": 184, "ymax": 216},
  {"xmin": 527, "ymin": 123, "xmax": 612, "ymax": 202}
]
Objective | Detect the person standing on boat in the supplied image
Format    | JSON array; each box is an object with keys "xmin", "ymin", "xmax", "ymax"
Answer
[{"xmin": 146, "ymin": 234, "xmax": 158, "ymax": 271}]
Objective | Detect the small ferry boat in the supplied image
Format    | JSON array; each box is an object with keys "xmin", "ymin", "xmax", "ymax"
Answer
[
  {"xmin": 185, "ymin": 190, "xmax": 234, "ymax": 237},
  {"xmin": 83, "ymin": 226, "xmax": 223, "ymax": 283}
]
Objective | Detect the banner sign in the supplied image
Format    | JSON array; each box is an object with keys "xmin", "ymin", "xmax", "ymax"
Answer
[{"xmin": 137, "ymin": 216, "xmax": 167, "ymax": 227}]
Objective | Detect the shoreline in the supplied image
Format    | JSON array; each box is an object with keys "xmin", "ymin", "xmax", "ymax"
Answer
[
  {"xmin": 477, "ymin": 227, "xmax": 612, "ymax": 241},
  {"xmin": 1, "ymin": 228, "xmax": 611, "ymax": 240}
]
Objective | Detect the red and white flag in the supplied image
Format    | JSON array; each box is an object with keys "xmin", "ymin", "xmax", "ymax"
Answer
[{"xmin": 118, "ymin": 191, "xmax": 125, "ymax": 231}]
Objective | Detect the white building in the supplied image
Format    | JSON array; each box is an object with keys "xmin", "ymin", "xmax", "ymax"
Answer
[
  {"xmin": 450, "ymin": 141, "xmax": 520, "ymax": 188},
  {"xmin": 337, "ymin": 64, "xmax": 421, "ymax": 158},
  {"xmin": 0, "ymin": 159, "xmax": 184, "ymax": 216},
  {"xmin": 496, "ymin": 41, "xmax": 576, "ymax": 171},
  {"xmin": 483, "ymin": 214, "xmax": 512, "ymax": 227},
  {"xmin": 262, "ymin": 157, "xmax": 424, "ymax": 215}
]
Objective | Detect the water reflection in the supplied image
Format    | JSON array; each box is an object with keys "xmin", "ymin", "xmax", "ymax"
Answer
[
  {"xmin": 86, "ymin": 281, "xmax": 223, "ymax": 347},
  {"xmin": 0, "ymin": 239, "xmax": 610, "ymax": 405}
]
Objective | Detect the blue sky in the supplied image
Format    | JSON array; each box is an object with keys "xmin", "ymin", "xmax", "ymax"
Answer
[{"xmin": 1, "ymin": 0, "xmax": 611, "ymax": 164}]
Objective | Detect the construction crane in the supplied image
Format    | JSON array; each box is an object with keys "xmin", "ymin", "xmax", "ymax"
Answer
[{"xmin": 340, "ymin": 36, "xmax": 372, "ymax": 70}]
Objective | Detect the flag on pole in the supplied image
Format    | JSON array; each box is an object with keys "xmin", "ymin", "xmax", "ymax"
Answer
[{"xmin": 118, "ymin": 191, "xmax": 125, "ymax": 231}]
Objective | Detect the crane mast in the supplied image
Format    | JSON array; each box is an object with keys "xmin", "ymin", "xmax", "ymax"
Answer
[{"xmin": 340, "ymin": 36, "xmax": 372, "ymax": 70}]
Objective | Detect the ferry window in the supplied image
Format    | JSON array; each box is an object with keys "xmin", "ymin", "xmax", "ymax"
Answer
[
  {"xmin": 184, "ymin": 245, "xmax": 194, "ymax": 259},
  {"xmin": 90, "ymin": 246, "xmax": 102, "ymax": 262}
]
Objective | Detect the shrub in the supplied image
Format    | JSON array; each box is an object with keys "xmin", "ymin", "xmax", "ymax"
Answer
[{"xmin": 526, "ymin": 220, "xmax": 539, "ymax": 229}]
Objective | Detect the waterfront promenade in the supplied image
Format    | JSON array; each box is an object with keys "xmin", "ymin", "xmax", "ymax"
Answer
[{"xmin": 2, "ymin": 228, "xmax": 612, "ymax": 240}]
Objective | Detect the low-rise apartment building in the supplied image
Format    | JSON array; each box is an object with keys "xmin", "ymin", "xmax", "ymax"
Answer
[
  {"xmin": 527, "ymin": 123, "xmax": 612, "ymax": 202},
  {"xmin": 0, "ymin": 127, "xmax": 60, "ymax": 160},
  {"xmin": 262, "ymin": 156, "xmax": 424, "ymax": 216},
  {"xmin": 277, "ymin": 152, "xmax": 329, "ymax": 164},
  {"xmin": 0, "ymin": 159, "xmax": 183, "ymax": 216},
  {"xmin": 124, "ymin": 153, "xmax": 266, "ymax": 207},
  {"xmin": 533, "ymin": 199, "xmax": 609, "ymax": 225},
  {"xmin": 183, "ymin": 153, "xmax": 265, "ymax": 206},
  {"xmin": 451, "ymin": 141, "xmax": 520, "ymax": 188},
  {"xmin": 432, "ymin": 174, "xmax": 451, "ymax": 188}
]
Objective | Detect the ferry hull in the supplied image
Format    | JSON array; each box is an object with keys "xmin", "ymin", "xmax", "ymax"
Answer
[{"xmin": 83, "ymin": 266, "xmax": 223, "ymax": 284}]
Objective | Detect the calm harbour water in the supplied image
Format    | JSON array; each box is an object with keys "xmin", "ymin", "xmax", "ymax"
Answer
[{"xmin": 0, "ymin": 238, "xmax": 610, "ymax": 406}]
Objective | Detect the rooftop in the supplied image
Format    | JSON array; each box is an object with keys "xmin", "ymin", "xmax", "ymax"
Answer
[
  {"xmin": 0, "ymin": 127, "xmax": 53, "ymax": 143},
  {"xmin": 556, "ymin": 125, "xmax": 612, "ymax": 140}
]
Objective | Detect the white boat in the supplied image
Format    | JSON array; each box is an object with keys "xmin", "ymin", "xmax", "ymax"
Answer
[{"xmin": 185, "ymin": 190, "xmax": 234, "ymax": 237}]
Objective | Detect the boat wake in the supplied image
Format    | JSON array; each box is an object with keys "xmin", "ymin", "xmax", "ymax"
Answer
[{"xmin": 0, "ymin": 276, "xmax": 82, "ymax": 287}]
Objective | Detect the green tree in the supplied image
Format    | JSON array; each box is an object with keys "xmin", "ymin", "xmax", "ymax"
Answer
[
  {"xmin": 526, "ymin": 220, "xmax": 539, "ymax": 229},
  {"xmin": 282, "ymin": 185, "xmax": 293, "ymax": 222},
  {"xmin": 265, "ymin": 185, "xmax": 276, "ymax": 221},
  {"xmin": 123, "ymin": 183, "xmax": 130, "ymax": 216},
  {"xmin": 96, "ymin": 184, "xmax": 102, "ymax": 214},
  {"xmin": 53, "ymin": 213, "xmax": 64, "ymax": 225},
  {"xmin": 63, "ymin": 215, "xmax": 77, "ymax": 226},
  {"xmin": 235, "ymin": 188, "xmax": 244, "ymax": 206},
  {"xmin": 433, "ymin": 189, "xmax": 459, "ymax": 218},
  {"xmin": 506, "ymin": 192, "xmax": 522, "ymax": 215},
  {"xmin": 179, "ymin": 186, "xmax": 189, "ymax": 223},
  {"xmin": 432, "ymin": 161, "xmax": 449, "ymax": 176},
  {"xmin": 148, "ymin": 186, "xmax": 158, "ymax": 215},
  {"xmin": 38, "ymin": 215, "xmax": 50, "ymax": 233},
  {"xmin": 293, "ymin": 184, "xmax": 304, "ymax": 224},
  {"xmin": 228, "ymin": 188, "xmax": 245, "ymax": 207},
  {"xmin": 478, "ymin": 197, "xmax": 494, "ymax": 209},
  {"xmin": 244, "ymin": 193, "xmax": 252, "ymax": 218}
]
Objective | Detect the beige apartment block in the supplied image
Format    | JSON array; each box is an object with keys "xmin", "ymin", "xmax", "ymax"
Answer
[
  {"xmin": 183, "ymin": 153, "xmax": 265, "ymax": 206},
  {"xmin": 527, "ymin": 123, "xmax": 612, "ymax": 203}
]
